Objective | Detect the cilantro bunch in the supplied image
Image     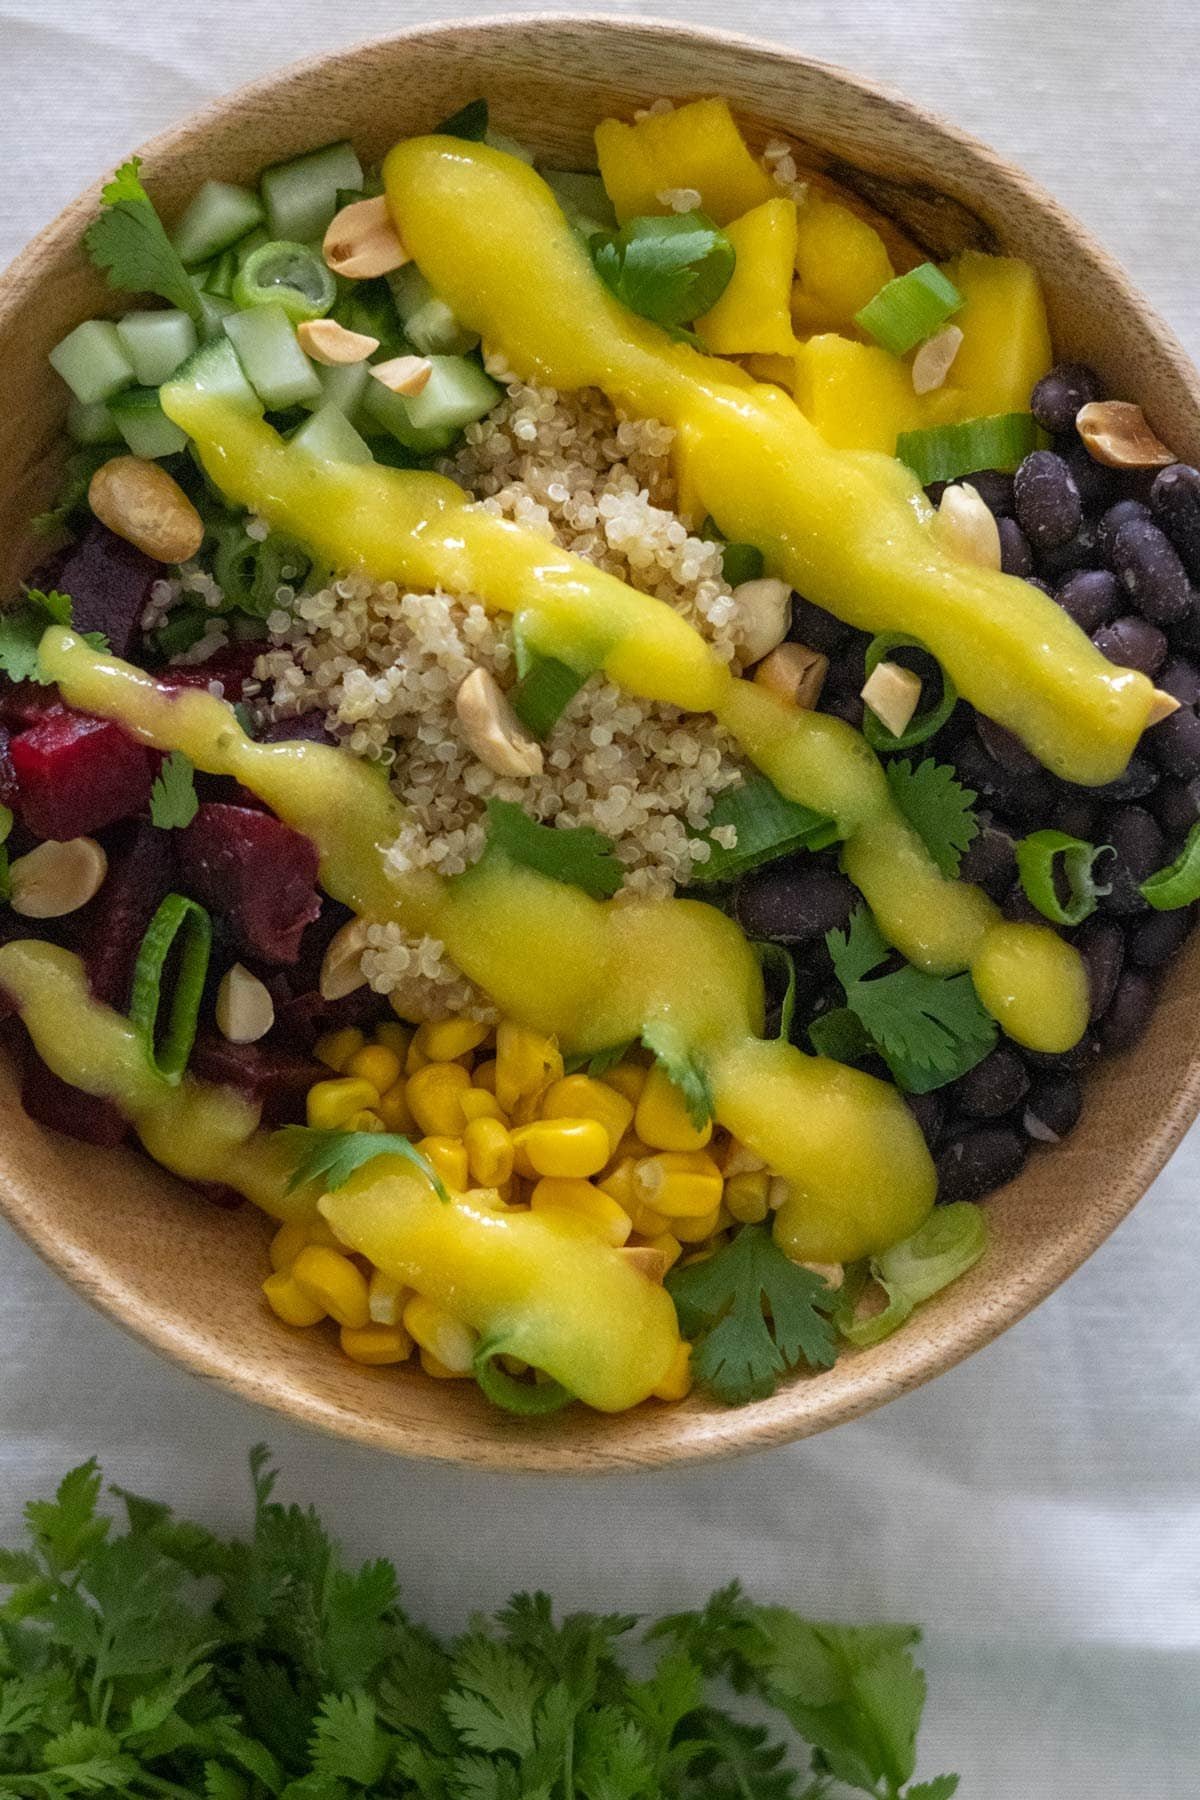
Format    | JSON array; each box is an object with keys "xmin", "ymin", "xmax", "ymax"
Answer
[{"xmin": 0, "ymin": 1451, "xmax": 955, "ymax": 1799}]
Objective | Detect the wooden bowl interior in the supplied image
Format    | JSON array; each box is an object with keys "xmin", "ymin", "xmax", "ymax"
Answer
[{"xmin": 1, "ymin": 15, "xmax": 1198, "ymax": 1471}]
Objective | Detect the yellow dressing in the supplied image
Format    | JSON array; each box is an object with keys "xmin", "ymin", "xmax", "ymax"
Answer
[{"xmin": 381, "ymin": 136, "xmax": 1155, "ymax": 786}]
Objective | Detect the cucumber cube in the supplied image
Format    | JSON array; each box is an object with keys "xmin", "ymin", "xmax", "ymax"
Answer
[
  {"xmin": 387, "ymin": 264, "xmax": 479, "ymax": 355},
  {"xmin": 173, "ymin": 180, "xmax": 265, "ymax": 266},
  {"xmin": 401, "ymin": 356, "xmax": 500, "ymax": 433},
  {"xmin": 66, "ymin": 398, "xmax": 120, "ymax": 446},
  {"xmin": 110, "ymin": 386, "xmax": 190, "ymax": 459},
  {"xmin": 543, "ymin": 169, "xmax": 617, "ymax": 237},
  {"xmin": 49, "ymin": 319, "xmax": 135, "ymax": 405},
  {"xmin": 260, "ymin": 141, "xmax": 363, "ymax": 242},
  {"xmin": 360, "ymin": 378, "xmax": 458, "ymax": 455},
  {"xmin": 303, "ymin": 359, "xmax": 371, "ymax": 416},
  {"xmin": 290, "ymin": 403, "xmax": 374, "ymax": 465},
  {"xmin": 116, "ymin": 309, "xmax": 199, "ymax": 386},
  {"xmin": 164, "ymin": 337, "xmax": 262, "ymax": 416},
  {"xmin": 223, "ymin": 304, "xmax": 321, "ymax": 408}
]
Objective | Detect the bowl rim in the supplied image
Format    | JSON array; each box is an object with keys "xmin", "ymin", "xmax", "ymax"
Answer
[{"xmin": 2, "ymin": 9, "xmax": 1199, "ymax": 1472}]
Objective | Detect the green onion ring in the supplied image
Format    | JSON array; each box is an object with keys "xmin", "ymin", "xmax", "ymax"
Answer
[
  {"xmin": 1140, "ymin": 820, "xmax": 1200, "ymax": 911},
  {"xmin": 129, "ymin": 892, "xmax": 213, "ymax": 1082},
  {"xmin": 862, "ymin": 632, "xmax": 957, "ymax": 750},
  {"xmin": 474, "ymin": 1343, "xmax": 574, "ymax": 1416},
  {"xmin": 1015, "ymin": 829, "xmax": 1113, "ymax": 927}
]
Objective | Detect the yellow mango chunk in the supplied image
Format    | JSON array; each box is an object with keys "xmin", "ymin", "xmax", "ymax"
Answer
[
  {"xmin": 595, "ymin": 97, "xmax": 775, "ymax": 226},
  {"xmin": 942, "ymin": 250, "xmax": 1052, "ymax": 417},
  {"xmin": 791, "ymin": 197, "xmax": 894, "ymax": 334},
  {"xmin": 695, "ymin": 198, "xmax": 798, "ymax": 356},
  {"xmin": 794, "ymin": 334, "xmax": 962, "ymax": 456}
]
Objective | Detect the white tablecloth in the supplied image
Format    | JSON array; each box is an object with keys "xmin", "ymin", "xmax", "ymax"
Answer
[{"xmin": 1, "ymin": 3, "xmax": 1198, "ymax": 1790}]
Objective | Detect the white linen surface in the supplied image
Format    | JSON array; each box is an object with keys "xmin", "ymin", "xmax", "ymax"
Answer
[{"xmin": 1, "ymin": 1, "xmax": 1198, "ymax": 1790}]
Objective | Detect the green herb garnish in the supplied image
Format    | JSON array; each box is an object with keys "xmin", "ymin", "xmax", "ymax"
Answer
[
  {"xmin": 837, "ymin": 1203, "xmax": 987, "ymax": 1347},
  {"xmin": 276, "ymin": 1125, "xmax": 449, "ymax": 1201},
  {"xmin": 509, "ymin": 652, "xmax": 590, "ymax": 738},
  {"xmin": 435, "ymin": 97, "xmax": 489, "ymax": 139},
  {"xmin": 592, "ymin": 211, "xmax": 736, "ymax": 329},
  {"xmin": 563, "ymin": 1040, "xmax": 634, "ymax": 1077},
  {"xmin": 1016, "ymin": 828, "xmax": 1112, "ymax": 926},
  {"xmin": 85, "ymin": 157, "xmax": 206, "ymax": 324},
  {"xmin": 129, "ymin": 893, "xmax": 212, "ymax": 1081},
  {"xmin": 0, "ymin": 804, "xmax": 13, "ymax": 905},
  {"xmin": 855, "ymin": 262, "xmax": 963, "ymax": 357},
  {"xmin": 886, "ymin": 757, "xmax": 978, "ymax": 878},
  {"xmin": 667, "ymin": 1224, "xmax": 838, "ymax": 1404},
  {"xmin": 641, "ymin": 1017, "xmax": 713, "ymax": 1130},
  {"xmin": 1140, "ymin": 819, "xmax": 1200, "ymax": 910},
  {"xmin": 148, "ymin": 750, "xmax": 199, "ymax": 830},
  {"xmin": 862, "ymin": 634, "xmax": 957, "ymax": 752},
  {"xmin": 689, "ymin": 772, "xmax": 838, "ymax": 885},
  {"xmin": 0, "ymin": 589, "xmax": 107, "ymax": 685},
  {"xmin": 477, "ymin": 797, "xmax": 623, "ymax": 899}
]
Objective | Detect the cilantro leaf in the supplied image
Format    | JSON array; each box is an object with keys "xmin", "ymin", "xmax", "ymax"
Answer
[
  {"xmin": 667, "ymin": 1225, "xmax": 838, "ymax": 1404},
  {"xmin": 149, "ymin": 750, "xmax": 200, "ymax": 829},
  {"xmin": 886, "ymin": 758, "xmax": 978, "ymax": 879},
  {"xmin": 476, "ymin": 797, "xmax": 623, "ymax": 899},
  {"xmin": 563, "ymin": 1041, "xmax": 633, "ymax": 1077},
  {"xmin": 309, "ymin": 1692, "xmax": 389, "ymax": 1786},
  {"xmin": 826, "ymin": 908, "xmax": 996, "ymax": 1094},
  {"xmin": 907, "ymin": 1778, "xmax": 960, "ymax": 1799},
  {"xmin": 85, "ymin": 157, "xmax": 205, "ymax": 323},
  {"xmin": 0, "ymin": 589, "xmax": 107, "ymax": 686},
  {"xmin": 641, "ymin": 1017, "xmax": 713, "ymax": 1129},
  {"xmin": 275, "ymin": 1125, "xmax": 449, "ymax": 1201},
  {"xmin": 443, "ymin": 1637, "xmax": 542, "ymax": 1757},
  {"xmin": 592, "ymin": 211, "xmax": 736, "ymax": 328}
]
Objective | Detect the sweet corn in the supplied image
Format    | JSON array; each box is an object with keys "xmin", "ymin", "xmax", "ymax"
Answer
[
  {"xmin": 674, "ymin": 1207, "xmax": 724, "ymax": 1244},
  {"xmin": 647, "ymin": 1231, "xmax": 683, "ymax": 1273},
  {"xmin": 404, "ymin": 1034, "xmax": 431, "ymax": 1073},
  {"xmin": 495, "ymin": 1020, "xmax": 562, "ymax": 1114},
  {"xmin": 340, "ymin": 1322, "xmax": 413, "ymax": 1364},
  {"xmin": 403, "ymin": 1296, "xmax": 477, "ymax": 1373},
  {"xmin": 600, "ymin": 1061, "xmax": 647, "ymax": 1105},
  {"xmin": 473, "ymin": 1058, "xmax": 498, "ymax": 1093},
  {"xmin": 314, "ymin": 1026, "xmax": 365, "ymax": 1073},
  {"xmin": 290, "ymin": 1246, "xmax": 370, "ymax": 1328},
  {"xmin": 406, "ymin": 1061, "xmax": 472, "ymax": 1136},
  {"xmin": 634, "ymin": 1149, "xmax": 724, "ymax": 1218},
  {"xmin": 541, "ymin": 1073, "xmax": 634, "ymax": 1157},
  {"xmin": 413, "ymin": 1016, "xmax": 490, "ymax": 1062},
  {"xmin": 306, "ymin": 1076, "xmax": 381, "ymax": 1132},
  {"xmin": 596, "ymin": 1155, "xmax": 637, "ymax": 1209},
  {"xmin": 344, "ymin": 1043, "xmax": 404, "ymax": 1093},
  {"xmin": 460, "ymin": 1087, "xmax": 505, "ymax": 1122},
  {"xmin": 628, "ymin": 1199, "xmax": 671, "ymax": 1237},
  {"xmin": 345, "ymin": 1108, "xmax": 385, "ymax": 1133},
  {"xmin": 419, "ymin": 1347, "xmax": 469, "ymax": 1380},
  {"xmin": 368, "ymin": 1269, "xmax": 407, "ymax": 1325},
  {"xmin": 417, "ymin": 1135, "xmax": 470, "ymax": 1192},
  {"xmin": 530, "ymin": 1177, "xmax": 632, "ymax": 1246},
  {"xmin": 464, "ymin": 1115, "xmax": 514, "ymax": 1186},
  {"xmin": 374, "ymin": 1021, "xmax": 412, "ymax": 1061},
  {"xmin": 721, "ymin": 1137, "xmax": 766, "ymax": 1178},
  {"xmin": 725, "ymin": 1169, "xmax": 770, "ymax": 1224},
  {"xmin": 513, "ymin": 1117, "xmax": 610, "ymax": 1179},
  {"xmin": 636, "ymin": 1063, "xmax": 713, "ymax": 1151},
  {"xmin": 263, "ymin": 1270, "xmax": 327, "ymax": 1327},
  {"xmin": 269, "ymin": 1218, "xmax": 313, "ymax": 1272},
  {"xmin": 375, "ymin": 1080, "xmax": 416, "ymax": 1133},
  {"xmin": 652, "ymin": 1341, "xmax": 693, "ymax": 1401}
]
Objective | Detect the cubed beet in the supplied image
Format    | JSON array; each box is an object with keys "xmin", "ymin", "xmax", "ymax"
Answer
[
  {"xmin": 36, "ymin": 522, "xmax": 160, "ymax": 660},
  {"xmin": 189, "ymin": 1034, "xmax": 323, "ymax": 1124},
  {"xmin": 9, "ymin": 708, "xmax": 153, "ymax": 841},
  {"xmin": 178, "ymin": 801, "xmax": 321, "ymax": 963},
  {"xmin": 0, "ymin": 683, "xmax": 67, "ymax": 732},
  {"xmin": 157, "ymin": 641, "xmax": 263, "ymax": 701},
  {"xmin": 83, "ymin": 821, "xmax": 176, "ymax": 1010},
  {"xmin": 20, "ymin": 1053, "xmax": 128, "ymax": 1148}
]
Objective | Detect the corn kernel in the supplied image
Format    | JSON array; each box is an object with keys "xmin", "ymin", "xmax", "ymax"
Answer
[
  {"xmin": 634, "ymin": 1149, "xmax": 723, "ymax": 1218},
  {"xmin": 460, "ymin": 1087, "xmax": 505, "ymax": 1122},
  {"xmin": 403, "ymin": 1033, "xmax": 431, "ymax": 1073},
  {"xmin": 601, "ymin": 1061, "xmax": 647, "ymax": 1105},
  {"xmin": 514, "ymin": 1117, "xmax": 610, "ymax": 1179},
  {"xmin": 768, "ymin": 1175, "xmax": 791, "ymax": 1211},
  {"xmin": 268, "ymin": 1218, "xmax": 312, "ymax": 1272},
  {"xmin": 647, "ymin": 1230, "xmax": 683, "ymax": 1273},
  {"xmin": 375, "ymin": 1080, "xmax": 416, "ymax": 1133},
  {"xmin": 725, "ymin": 1169, "xmax": 770, "ymax": 1224},
  {"xmin": 413, "ymin": 1016, "xmax": 490, "ymax": 1062},
  {"xmin": 374, "ymin": 1020, "xmax": 412, "ymax": 1061},
  {"xmin": 406, "ymin": 1061, "xmax": 472, "ymax": 1136},
  {"xmin": 419, "ymin": 1347, "xmax": 469, "ymax": 1380},
  {"xmin": 368, "ymin": 1269, "xmax": 407, "ymax": 1325},
  {"xmin": 417, "ymin": 1135, "xmax": 470, "ymax": 1192},
  {"xmin": 345, "ymin": 1108, "xmax": 384, "ymax": 1134},
  {"xmin": 636, "ymin": 1063, "xmax": 713, "ymax": 1151},
  {"xmin": 596, "ymin": 1156, "xmax": 637, "ymax": 1208},
  {"xmin": 340, "ymin": 1322, "xmax": 413, "ymax": 1364},
  {"xmin": 464, "ymin": 1115, "xmax": 514, "ymax": 1186},
  {"xmin": 291, "ymin": 1245, "xmax": 371, "ymax": 1327},
  {"xmin": 306, "ymin": 1076, "xmax": 381, "ymax": 1132},
  {"xmin": 344, "ymin": 1043, "xmax": 403, "ymax": 1093},
  {"xmin": 628, "ymin": 1199, "xmax": 671, "ymax": 1237},
  {"xmin": 314, "ymin": 1026, "xmax": 365, "ymax": 1073},
  {"xmin": 262, "ymin": 1269, "xmax": 327, "ymax": 1327},
  {"xmin": 404, "ymin": 1296, "xmax": 477, "ymax": 1373},
  {"xmin": 673, "ymin": 1206, "xmax": 723, "ymax": 1243},
  {"xmin": 541, "ymin": 1074, "xmax": 634, "ymax": 1157},
  {"xmin": 495, "ymin": 1020, "xmax": 562, "ymax": 1114},
  {"xmin": 473, "ymin": 1057, "xmax": 498, "ymax": 1093},
  {"xmin": 652, "ymin": 1341, "xmax": 693, "ymax": 1401},
  {"xmin": 530, "ymin": 1178, "xmax": 632, "ymax": 1246},
  {"xmin": 722, "ymin": 1136, "xmax": 766, "ymax": 1178}
]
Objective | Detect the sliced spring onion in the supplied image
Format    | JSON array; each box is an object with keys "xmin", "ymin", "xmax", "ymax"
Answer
[
  {"xmin": 689, "ymin": 772, "xmax": 839, "ymax": 886},
  {"xmin": 861, "ymin": 633, "xmax": 957, "ymax": 751},
  {"xmin": 232, "ymin": 240, "xmax": 338, "ymax": 324},
  {"xmin": 700, "ymin": 517, "xmax": 765, "ymax": 587},
  {"xmin": 435, "ymin": 98, "xmax": 489, "ymax": 140},
  {"xmin": 509, "ymin": 654, "xmax": 589, "ymax": 738},
  {"xmin": 129, "ymin": 893, "xmax": 212, "ymax": 1082},
  {"xmin": 855, "ymin": 262, "xmax": 963, "ymax": 357},
  {"xmin": 839, "ymin": 1202, "xmax": 987, "ymax": 1348},
  {"xmin": 0, "ymin": 804, "xmax": 13, "ymax": 904},
  {"xmin": 752, "ymin": 942, "xmax": 798, "ymax": 1041},
  {"xmin": 1016, "ymin": 829, "xmax": 1113, "ymax": 926},
  {"xmin": 1140, "ymin": 821, "xmax": 1200, "ymax": 911},
  {"xmin": 473, "ymin": 1343, "xmax": 574, "ymax": 1416},
  {"xmin": 896, "ymin": 412, "xmax": 1040, "ymax": 485}
]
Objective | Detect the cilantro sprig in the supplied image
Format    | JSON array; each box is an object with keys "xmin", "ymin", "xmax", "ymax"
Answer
[
  {"xmin": 475, "ymin": 797, "xmax": 624, "ymax": 900},
  {"xmin": 84, "ymin": 157, "xmax": 206, "ymax": 323},
  {"xmin": 0, "ymin": 1451, "xmax": 955, "ymax": 1798},
  {"xmin": 885, "ymin": 758, "xmax": 978, "ymax": 879},
  {"xmin": 592, "ymin": 211, "xmax": 736, "ymax": 330},
  {"xmin": 148, "ymin": 750, "xmax": 199, "ymax": 829},
  {"xmin": 276, "ymin": 1124, "xmax": 449, "ymax": 1201},
  {"xmin": 0, "ymin": 589, "xmax": 107, "ymax": 686}
]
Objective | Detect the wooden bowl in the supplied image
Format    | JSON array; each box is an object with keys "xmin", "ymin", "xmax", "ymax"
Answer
[{"xmin": 2, "ymin": 14, "xmax": 1198, "ymax": 1472}]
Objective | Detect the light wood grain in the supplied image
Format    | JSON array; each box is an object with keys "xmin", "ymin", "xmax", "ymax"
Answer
[{"xmin": 1, "ymin": 14, "xmax": 1198, "ymax": 1472}]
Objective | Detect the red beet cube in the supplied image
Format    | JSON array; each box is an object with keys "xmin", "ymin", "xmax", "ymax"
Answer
[
  {"xmin": 157, "ymin": 641, "xmax": 263, "ymax": 701},
  {"xmin": 9, "ymin": 709, "xmax": 153, "ymax": 841},
  {"xmin": 20, "ymin": 1054, "xmax": 128, "ymax": 1148},
  {"xmin": 36, "ymin": 521, "xmax": 159, "ymax": 660},
  {"xmin": 189, "ymin": 1034, "xmax": 324, "ymax": 1124},
  {"xmin": 0, "ymin": 683, "xmax": 66, "ymax": 732},
  {"xmin": 178, "ymin": 802, "xmax": 321, "ymax": 964}
]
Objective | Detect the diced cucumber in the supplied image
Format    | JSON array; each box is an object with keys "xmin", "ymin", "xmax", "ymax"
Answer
[
  {"xmin": 116, "ymin": 309, "xmax": 199, "ymax": 386},
  {"xmin": 290, "ymin": 403, "xmax": 374, "ymax": 465},
  {"xmin": 109, "ymin": 386, "xmax": 190, "ymax": 459},
  {"xmin": 173, "ymin": 180, "xmax": 265, "ymax": 266},
  {"xmin": 165, "ymin": 336, "xmax": 263, "ymax": 416},
  {"xmin": 543, "ymin": 169, "xmax": 616, "ymax": 237},
  {"xmin": 260, "ymin": 140, "xmax": 363, "ymax": 242},
  {"xmin": 485, "ymin": 128, "xmax": 535, "ymax": 165},
  {"xmin": 388, "ymin": 264, "xmax": 479, "ymax": 355},
  {"xmin": 360, "ymin": 377, "xmax": 458, "ymax": 455},
  {"xmin": 235, "ymin": 226, "xmax": 269, "ymax": 265},
  {"xmin": 333, "ymin": 280, "xmax": 404, "ymax": 355},
  {"xmin": 223, "ymin": 304, "xmax": 321, "ymax": 408},
  {"xmin": 66, "ymin": 398, "xmax": 120, "ymax": 446},
  {"xmin": 203, "ymin": 249, "xmax": 239, "ymax": 298},
  {"xmin": 401, "ymin": 355, "xmax": 500, "ymax": 433},
  {"xmin": 199, "ymin": 293, "xmax": 238, "ymax": 341},
  {"xmin": 303, "ymin": 359, "xmax": 371, "ymax": 416},
  {"xmin": 49, "ymin": 319, "xmax": 135, "ymax": 405}
]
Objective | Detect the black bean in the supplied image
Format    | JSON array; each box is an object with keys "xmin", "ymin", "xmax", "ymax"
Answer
[
  {"xmin": 968, "ymin": 468, "xmax": 1016, "ymax": 516},
  {"xmin": 1031, "ymin": 362, "xmax": 1104, "ymax": 434},
  {"xmin": 1014, "ymin": 449, "xmax": 1084, "ymax": 552},
  {"xmin": 819, "ymin": 686, "xmax": 865, "ymax": 729},
  {"xmin": 1023, "ymin": 1074, "xmax": 1083, "ymax": 1144},
  {"xmin": 1097, "ymin": 498, "xmax": 1152, "ymax": 562},
  {"xmin": 1089, "ymin": 751, "xmax": 1159, "ymax": 803},
  {"xmin": 1101, "ymin": 805, "xmax": 1164, "ymax": 914},
  {"xmin": 1128, "ymin": 905, "xmax": 1193, "ymax": 968},
  {"xmin": 1052, "ymin": 792, "xmax": 1101, "ymax": 840},
  {"xmin": 1149, "ymin": 463, "xmax": 1200, "ymax": 582},
  {"xmin": 1056, "ymin": 568, "xmax": 1119, "ymax": 634},
  {"xmin": 1037, "ymin": 522, "xmax": 1103, "ymax": 582},
  {"xmin": 790, "ymin": 595, "xmax": 853, "ymax": 654},
  {"xmin": 976, "ymin": 716, "xmax": 1038, "ymax": 772},
  {"xmin": 905, "ymin": 1089, "xmax": 946, "ymax": 1150},
  {"xmin": 1152, "ymin": 775, "xmax": 1200, "ymax": 841},
  {"xmin": 1002, "ymin": 879, "xmax": 1050, "ymax": 926},
  {"xmin": 733, "ymin": 868, "xmax": 857, "ymax": 944},
  {"xmin": 1098, "ymin": 968, "xmax": 1156, "ymax": 1051},
  {"xmin": 1061, "ymin": 440, "xmax": 1123, "ymax": 512},
  {"xmin": 1075, "ymin": 916, "xmax": 1125, "ymax": 1020},
  {"xmin": 1027, "ymin": 575, "xmax": 1054, "ymax": 596},
  {"xmin": 953, "ymin": 735, "xmax": 1054, "ymax": 824},
  {"xmin": 953, "ymin": 1045, "xmax": 1030, "ymax": 1119},
  {"xmin": 958, "ymin": 818, "xmax": 1018, "ymax": 897},
  {"xmin": 935, "ymin": 1125, "xmax": 1028, "ymax": 1203},
  {"xmin": 1109, "ymin": 517, "xmax": 1192, "ymax": 624},
  {"xmin": 1024, "ymin": 1031, "xmax": 1102, "ymax": 1075},
  {"xmin": 1148, "ymin": 703, "xmax": 1200, "ymax": 779},
  {"xmin": 1092, "ymin": 615, "xmax": 1167, "ymax": 678},
  {"xmin": 1158, "ymin": 655, "xmax": 1200, "ymax": 705},
  {"xmin": 997, "ymin": 515, "xmax": 1034, "ymax": 578}
]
